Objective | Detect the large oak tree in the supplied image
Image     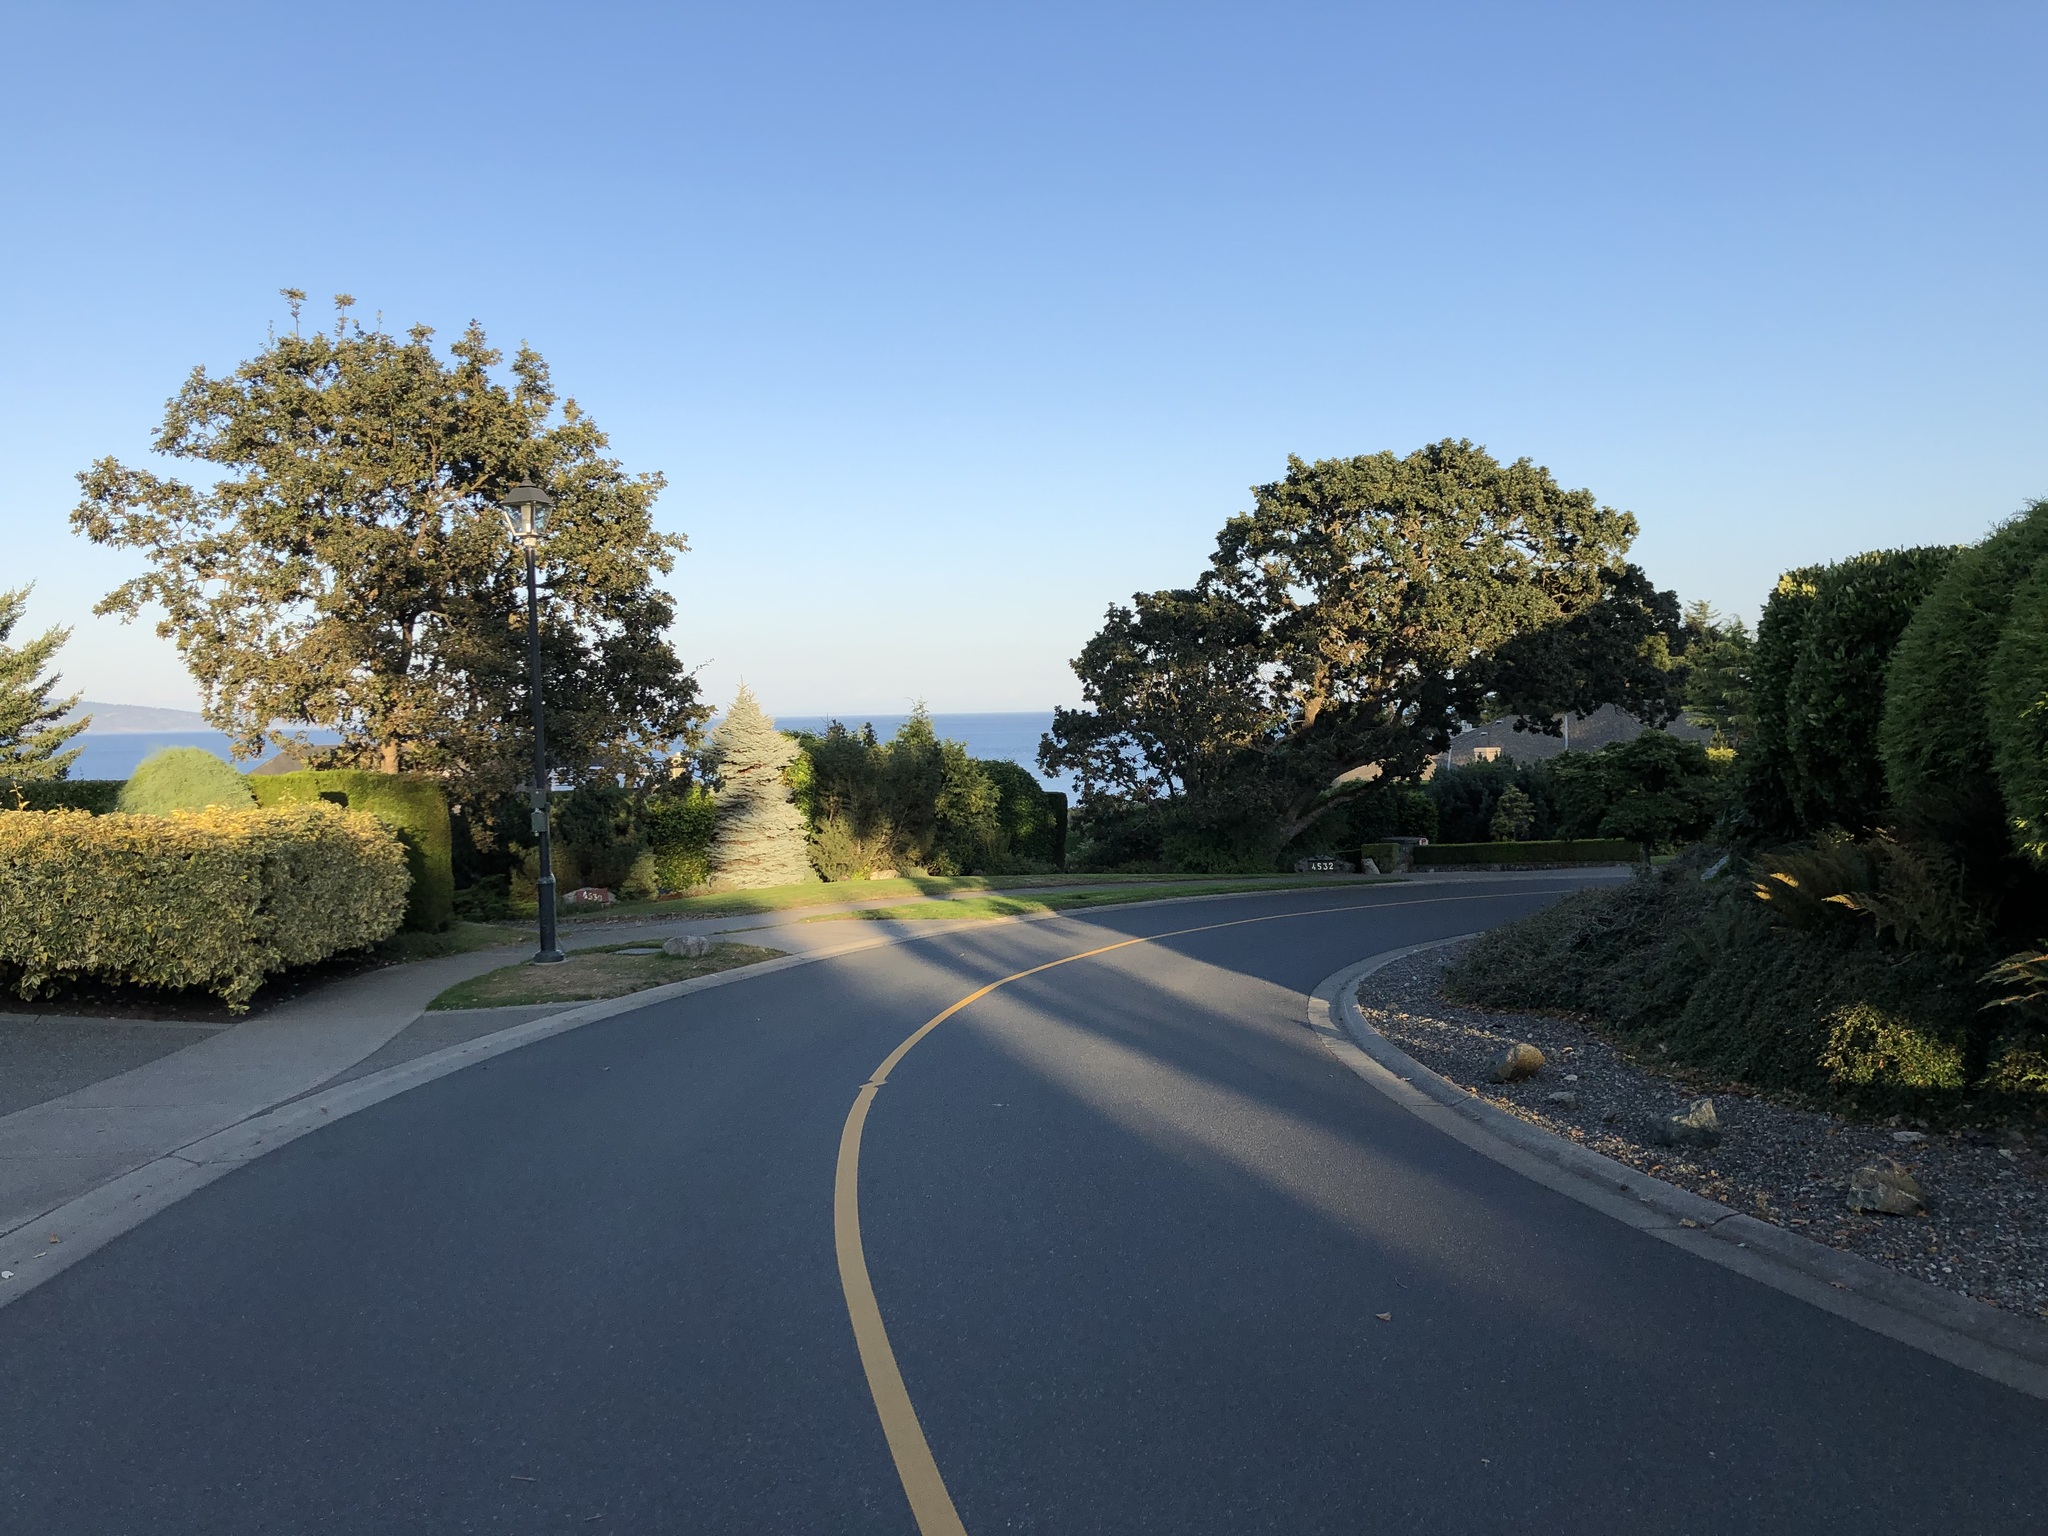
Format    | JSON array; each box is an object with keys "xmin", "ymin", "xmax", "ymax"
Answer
[
  {"xmin": 1043, "ymin": 440, "xmax": 1686, "ymax": 854},
  {"xmin": 73, "ymin": 293, "xmax": 702, "ymax": 796}
]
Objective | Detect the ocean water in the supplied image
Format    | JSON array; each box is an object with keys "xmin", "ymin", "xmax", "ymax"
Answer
[
  {"xmin": 67, "ymin": 730, "xmax": 281, "ymax": 780},
  {"xmin": 64, "ymin": 712, "xmax": 1069, "ymax": 791}
]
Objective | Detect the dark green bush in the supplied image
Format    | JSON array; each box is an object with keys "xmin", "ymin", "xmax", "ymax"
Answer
[
  {"xmin": 550, "ymin": 782, "xmax": 644, "ymax": 890},
  {"xmin": 1547, "ymin": 733, "xmax": 1725, "ymax": 848},
  {"xmin": 982, "ymin": 759, "xmax": 1063, "ymax": 868},
  {"xmin": 1, "ymin": 779, "xmax": 122, "ymax": 813},
  {"xmin": 645, "ymin": 783, "xmax": 717, "ymax": 890},
  {"xmin": 250, "ymin": 770, "xmax": 452, "ymax": 932},
  {"xmin": 1987, "ymin": 552, "xmax": 2048, "ymax": 866},
  {"xmin": 1881, "ymin": 502, "xmax": 2048, "ymax": 863},
  {"xmin": 1780, "ymin": 547, "xmax": 1957, "ymax": 835},
  {"xmin": 796, "ymin": 711, "xmax": 1059, "ymax": 876},
  {"xmin": 1427, "ymin": 759, "xmax": 1555, "ymax": 844},
  {"xmin": 1413, "ymin": 838, "xmax": 1639, "ymax": 866}
]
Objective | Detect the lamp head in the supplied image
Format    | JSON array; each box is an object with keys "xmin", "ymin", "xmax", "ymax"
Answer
[{"xmin": 500, "ymin": 481, "xmax": 555, "ymax": 545}]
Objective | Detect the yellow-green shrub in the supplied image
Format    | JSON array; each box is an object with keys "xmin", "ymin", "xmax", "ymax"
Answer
[{"xmin": 0, "ymin": 804, "xmax": 409, "ymax": 1008}]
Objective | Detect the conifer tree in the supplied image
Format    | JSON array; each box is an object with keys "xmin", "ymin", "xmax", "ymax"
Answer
[
  {"xmin": 0, "ymin": 585, "xmax": 88, "ymax": 782},
  {"xmin": 706, "ymin": 687, "xmax": 818, "ymax": 889}
]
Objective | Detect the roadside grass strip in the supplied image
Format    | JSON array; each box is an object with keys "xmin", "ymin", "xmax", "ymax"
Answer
[
  {"xmin": 426, "ymin": 941, "xmax": 785, "ymax": 1010},
  {"xmin": 379, "ymin": 921, "xmax": 529, "ymax": 962},
  {"xmin": 803, "ymin": 877, "xmax": 1396, "ymax": 922},
  {"xmin": 551, "ymin": 871, "xmax": 1379, "ymax": 923}
]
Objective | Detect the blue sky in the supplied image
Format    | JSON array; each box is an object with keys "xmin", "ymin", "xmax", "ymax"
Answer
[{"xmin": 6, "ymin": 2, "xmax": 2043, "ymax": 716}]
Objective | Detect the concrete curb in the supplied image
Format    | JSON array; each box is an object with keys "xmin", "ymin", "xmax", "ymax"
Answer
[{"xmin": 1304, "ymin": 939, "xmax": 2048, "ymax": 1403}]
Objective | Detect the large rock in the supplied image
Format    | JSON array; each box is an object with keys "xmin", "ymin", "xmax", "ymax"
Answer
[
  {"xmin": 1489, "ymin": 1042, "xmax": 1546, "ymax": 1082},
  {"xmin": 1647, "ymin": 1098, "xmax": 1721, "ymax": 1148},
  {"xmin": 662, "ymin": 934, "xmax": 716, "ymax": 958},
  {"xmin": 1846, "ymin": 1158, "xmax": 1926, "ymax": 1216}
]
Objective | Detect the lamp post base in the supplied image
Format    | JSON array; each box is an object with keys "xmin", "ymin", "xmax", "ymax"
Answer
[{"xmin": 534, "ymin": 869, "xmax": 565, "ymax": 964}]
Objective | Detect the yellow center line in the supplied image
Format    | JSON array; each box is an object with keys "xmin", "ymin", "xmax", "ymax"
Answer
[{"xmin": 832, "ymin": 889, "xmax": 1535, "ymax": 1533}]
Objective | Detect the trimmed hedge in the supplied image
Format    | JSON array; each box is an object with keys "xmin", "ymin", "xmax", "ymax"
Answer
[
  {"xmin": 1987, "ymin": 540, "xmax": 2048, "ymax": 865},
  {"xmin": 0, "ymin": 804, "xmax": 408, "ymax": 1008},
  {"xmin": 0, "ymin": 779, "xmax": 122, "ymax": 814},
  {"xmin": 250, "ymin": 771, "xmax": 452, "ymax": 931},
  {"xmin": 1738, "ymin": 565, "xmax": 1823, "ymax": 840},
  {"xmin": 1881, "ymin": 503, "xmax": 2048, "ymax": 856},
  {"xmin": 119, "ymin": 747, "xmax": 255, "ymax": 814},
  {"xmin": 1780, "ymin": 547, "xmax": 1957, "ymax": 835},
  {"xmin": 1360, "ymin": 840, "xmax": 1400, "ymax": 871},
  {"xmin": 1413, "ymin": 838, "xmax": 1640, "ymax": 867}
]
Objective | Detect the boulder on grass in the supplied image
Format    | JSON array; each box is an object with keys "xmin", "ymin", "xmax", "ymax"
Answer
[
  {"xmin": 1489, "ymin": 1042, "xmax": 1546, "ymax": 1082},
  {"xmin": 662, "ymin": 934, "xmax": 716, "ymax": 958}
]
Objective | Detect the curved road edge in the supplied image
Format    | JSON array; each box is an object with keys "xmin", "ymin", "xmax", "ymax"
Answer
[{"xmin": 1306, "ymin": 939, "xmax": 2048, "ymax": 1403}]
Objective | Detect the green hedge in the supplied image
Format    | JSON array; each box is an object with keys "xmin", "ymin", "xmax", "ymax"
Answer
[
  {"xmin": 0, "ymin": 804, "xmax": 408, "ymax": 1009},
  {"xmin": 1989, "ymin": 556, "xmax": 2048, "ymax": 863},
  {"xmin": 1781, "ymin": 547, "xmax": 1957, "ymax": 835},
  {"xmin": 0, "ymin": 780, "xmax": 123, "ymax": 814},
  {"xmin": 1739, "ymin": 565, "xmax": 1823, "ymax": 840},
  {"xmin": 1413, "ymin": 838, "xmax": 1640, "ymax": 867},
  {"xmin": 1881, "ymin": 503, "xmax": 2048, "ymax": 856},
  {"xmin": 1360, "ymin": 841, "xmax": 1400, "ymax": 871},
  {"xmin": 250, "ymin": 771, "xmax": 452, "ymax": 931}
]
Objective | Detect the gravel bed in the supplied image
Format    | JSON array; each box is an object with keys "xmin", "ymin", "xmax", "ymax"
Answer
[{"xmin": 1357, "ymin": 943, "xmax": 2048, "ymax": 1325}]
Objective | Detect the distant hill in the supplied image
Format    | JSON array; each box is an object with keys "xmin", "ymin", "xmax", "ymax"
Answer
[{"xmin": 64, "ymin": 701, "xmax": 211, "ymax": 733}]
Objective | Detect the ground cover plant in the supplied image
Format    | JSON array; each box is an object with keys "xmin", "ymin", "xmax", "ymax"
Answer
[
  {"xmin": 428, "ymin": 940, "xmax": 784, "ymax": 1010},
  {"xmin": 1446, "ymin": 506, "xmax": 2048, "ymax": 1124}
]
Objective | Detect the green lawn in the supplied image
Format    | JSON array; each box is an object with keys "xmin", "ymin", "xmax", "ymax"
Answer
[
  {"xmin": 535, "ymin": 870, "xmax": 1378, "ymax": 924},
  {"xmin": 802, "ymin": 876, "xmax": 1392, "ymax": 922},
  {"xmin": 378, "ymin": 921, "xmax": 528, "ymax": 963},
  {"xmin": 427, "ymin": 940, "xmax": 786, "ymax": 1010}
]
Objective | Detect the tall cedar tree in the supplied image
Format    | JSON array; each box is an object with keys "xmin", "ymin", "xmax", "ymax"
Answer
[
  {"xmin": 71, "ymin": 292, "xmax": 703, "ymax": 796},
  {"xmin": 0, "ymin": 585, "xmax": 88, "ymax": 782},
  {"xmin": 1044, "ymin": 441, "xmax": 1684, "ymax": 845},
  {"xmin": 706, "ymin": 687, "xmax": 818, "ymax": 889}
]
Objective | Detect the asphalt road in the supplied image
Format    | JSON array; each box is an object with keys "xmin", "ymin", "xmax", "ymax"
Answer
[{"xmin": 2, "ymin": 879, "xmax": 2042, "ymax": 1533}]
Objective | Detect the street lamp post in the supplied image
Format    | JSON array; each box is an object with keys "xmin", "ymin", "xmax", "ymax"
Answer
[{"xmin": 501, "ymin": 481, "xmax": 565, "ymax": 965}]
